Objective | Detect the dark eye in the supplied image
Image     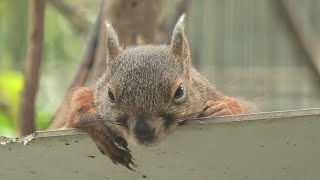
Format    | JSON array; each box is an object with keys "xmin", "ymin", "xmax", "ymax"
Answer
[
  {"xmin": 108, "ymin": 89, "xmax": 116, "ymax": 102},
  {"xmin": 174, "ymin": 83, "xmax": 185, "ymax": 99}
]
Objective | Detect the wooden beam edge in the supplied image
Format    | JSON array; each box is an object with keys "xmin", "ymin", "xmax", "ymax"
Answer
[{"xmin": 1, "ymin": 108, "xmax": 320, "ymax": 144}]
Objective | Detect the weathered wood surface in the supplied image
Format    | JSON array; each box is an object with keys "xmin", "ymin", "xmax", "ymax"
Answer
[{"xmin": 1, "ymin": 109, "xmax": 320, "ymax": 180}]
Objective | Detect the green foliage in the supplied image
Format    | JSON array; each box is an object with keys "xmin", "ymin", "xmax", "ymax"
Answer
[
  {"xmin": 0, "ymin": 71, "xmax": 22, "ymax": 137},
  {"xmin": 0, "ymin": 1, "xmax": 90, "ymax": 137},
  {"xmin": 44, "ymin": 5, "xmax": 85, "ymax": 65},
  {"xmin": 0, "ymin": 1, "xmax": 28, "ymax": 70},
  {"xmin": 0, "ymin": 113, "xmax": 17, "ymax": 137},
  {"xmin": 36, "ymin": 109, "xmax": 52, "ymax": 131},
  {"xmin": 0, "ymin": 71, "xmax": 55, "ymax": 136},
  {"xmin": 0, "ymin": 71, "xmax": 22, "ymax": 106}
]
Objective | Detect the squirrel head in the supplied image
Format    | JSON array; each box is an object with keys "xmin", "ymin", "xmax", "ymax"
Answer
[{"xmin": 95, "ymin": 15, "xmax": 202, "ymax": 146}]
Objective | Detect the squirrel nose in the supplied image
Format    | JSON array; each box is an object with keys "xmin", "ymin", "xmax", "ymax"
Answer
[{"xmin": 133, "ymin": 120, "xmax": 155, "ymax": 141}]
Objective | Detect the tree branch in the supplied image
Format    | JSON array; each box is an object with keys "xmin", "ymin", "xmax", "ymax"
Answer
[
  {"xmin": 279, "ymin": 0, "xmax": 320, "ymax": 78},
  {"xmin": 48, "ymin": 0, "xmax": 90, "ymax": 36},
  {"xmin": 87, "ymin": 0, "xmax": 164, "ymax": 84},
  {"xmin": 160, "ymin": 0, "xmax": 191, "ymax": 43},
  {"xmin": 49, "ymin": 0, "xmax": 104, "ymax": 129},
  {"xmin": 19, "ymin": 0, "xmax": 46, "ymax": 136}
]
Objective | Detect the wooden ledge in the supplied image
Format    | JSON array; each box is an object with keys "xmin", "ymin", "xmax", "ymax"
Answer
[{"xmin": 1, "ymin": 108, "xmax": 320, "ymax": 180}]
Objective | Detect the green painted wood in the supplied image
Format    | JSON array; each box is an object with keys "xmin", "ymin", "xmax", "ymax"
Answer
[{"xmin": 1, "ymin": 109, "xmax": 320, "ymax": 180}]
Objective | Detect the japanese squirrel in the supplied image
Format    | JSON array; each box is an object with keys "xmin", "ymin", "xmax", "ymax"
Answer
[{"xmin": 51, "ymin": 15, "xmax": 254, "ymax": 169}]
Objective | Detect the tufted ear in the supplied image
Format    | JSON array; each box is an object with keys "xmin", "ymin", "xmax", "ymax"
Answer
[
  {"xmin": 105, "ymin": 20, "xmax": 122, "ymax": 66},
  {"xmin": 170, "ymin": 14, "xmax": 191, "ymax": 76}
]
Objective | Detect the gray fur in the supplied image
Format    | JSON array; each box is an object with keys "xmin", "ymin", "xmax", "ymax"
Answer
[
  {"xmin": 170, "ymin": 13, "xmax": 191, "ymax": 78},
  {"xmin": 95, "ymin": 15, "xmax": 221, "ymax": 146},
  {"xmin": 105, "ymin": 20, "xmax": 122, "ymax": 65}
]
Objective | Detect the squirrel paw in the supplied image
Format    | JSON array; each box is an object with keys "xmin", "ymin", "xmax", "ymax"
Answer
[
  {"xmin": 68, "ymin": 118, "xmax": 135, "ymax": 170},
  {"xmin": 201, "ymin": 97, "xmax": 245, "ymax": 117},
  {"xmin": 65, "ymin": 87, "xmax": 136, "ymax": 170},
  {"xmin": 92, "ymin": 127, "xmax": 136, "ymax": 170}
]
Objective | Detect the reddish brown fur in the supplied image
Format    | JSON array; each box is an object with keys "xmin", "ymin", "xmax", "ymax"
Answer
[
  {"xmin": 53, "ymin": 15, "xmax": 254, "ymax": 170},
  {"xmin": 63, "ymin": 87, "xmax": 97, "ymax": 128},
  {"xmin": 63, "ymin": 87, "xmax": 134, "ymax": 169},
  {"xmin": 221, "ymin": 97, "xmax": 245, "ymax": 114},
  {"xmin": 60, "ymin": 75, "xmax": 248, "ymax": 170}
]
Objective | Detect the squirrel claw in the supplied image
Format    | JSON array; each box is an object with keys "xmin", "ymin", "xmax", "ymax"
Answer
[
  {"xmin": 78, "ymin": 120, "xmax": 135, "ymax": 170},
  {"xmin": 113, "ymin": 136, "xmax": 131, "ymax": 152},
  {"xmin": 201, "ymin": 97, "xmax": 245, "ymax": 117},
  {"xmin": 96, "ymin": 131, "xmax": 135, "ymax": 170},
  {"xmin": 65, "ymin": 87, "xmax": 135, "ymax": 170},
  {"xmin": 202, "ymin": 101, "xmax": 233, "ymax": 117},
  {"xmin": 99, "ymin": 140, "xmax": 135, "ymax": 170},
  {"xmin": 126, "ymin": 160, "xmax": 137, "ymax": 171}
]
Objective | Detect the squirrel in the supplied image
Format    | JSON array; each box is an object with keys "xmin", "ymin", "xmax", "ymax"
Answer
[{"xmin": 51, "ymin": 14, "xmax": 255, "ymax": 169}]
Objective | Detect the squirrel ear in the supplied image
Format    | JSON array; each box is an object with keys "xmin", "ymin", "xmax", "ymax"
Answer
[
  {"xmin": 105, "ymin": 20, "xmax": 122, "ymax": 65},
  {"xmin": 170, "ymin": 14, "xmax": 191, "ymax": 74}
]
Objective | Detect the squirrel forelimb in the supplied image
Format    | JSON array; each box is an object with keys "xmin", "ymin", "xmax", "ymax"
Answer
[
  {"xmin": 201, "ymin": 97, "xmax": 245, "ymax": 117},
  {"xmin": 63, "ymin": 87, "xmax": 135, "ymax": 170},
  {"xmin": 53, "ymin": 14, "xmax": 254, "ymax": 170}
]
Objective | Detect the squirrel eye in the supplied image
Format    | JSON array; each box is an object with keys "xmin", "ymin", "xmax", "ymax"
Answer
[
  {"xmin": 174, "ymin": 83, "xmax": 185, "ymax": 99},
  {"xmin": 108, "ymin": 90, "xmax": 116, "ymax": 102}
]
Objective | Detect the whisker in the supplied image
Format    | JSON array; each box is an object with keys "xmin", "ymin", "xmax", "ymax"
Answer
[
  {"xmin": 166, "ymin": 110, "xmax": 204, "ymax": 127},
  {"xmin": 221, "ymin": 78, "xmax": 237, "ymax": 90},
  {"xmin": 70, "ymin": 117, "xmax": 128, "ymax": 129},
  {"xmin": 171, "ymin": 105, "xmax": 205, "ymax": 115}
]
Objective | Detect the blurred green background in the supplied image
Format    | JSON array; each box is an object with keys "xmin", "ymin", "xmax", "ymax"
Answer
[
  {"xmin": 0, "ymin": 0, "xmax": 95, "ymax": 137},
  {"xmin": 0, "ymin": 0, "xmax": 320, "ymax": 137}
]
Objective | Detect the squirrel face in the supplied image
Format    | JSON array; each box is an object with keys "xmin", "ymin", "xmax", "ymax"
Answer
[{"xmin": 95, "ymin": 15, "xmax": 203, "ymax": 146}]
